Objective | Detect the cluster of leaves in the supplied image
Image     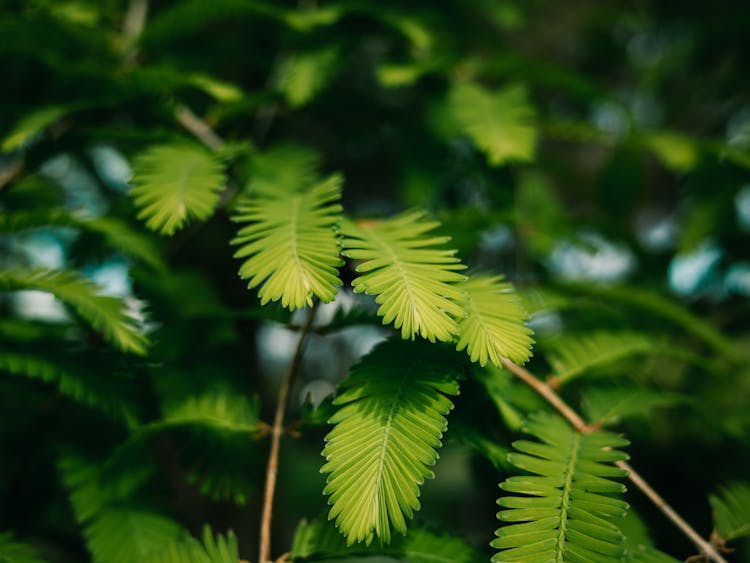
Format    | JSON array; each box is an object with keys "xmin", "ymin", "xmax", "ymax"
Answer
[{"xmin": 1, "ymin": 0, "xmax": 749, "ymax": 562}]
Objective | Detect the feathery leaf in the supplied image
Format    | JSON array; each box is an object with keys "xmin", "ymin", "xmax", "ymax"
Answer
[
  {"xmin": 321, "ymin": 338, "xmax": 463, "ymax": 544},
  {"xmin": 59, "ymin": 456, "xmax": 182, "ymax": 563},
  {"xmin": 455, "ymin": 274, "xmax": 534, "ymax": 366},
  {"xmin": 543, "ymin": 332, "xmax": 653, "ymax": 387},
  {"xmin": 492, "ymin": 413, "xmax": 629, "ymax": 562},
  {"xmin": 130, "ymin": 143, "xmax": 226, "ymax": 235},
  {"xmin": 143, "ymin": 526, "xmax": 239, "ymax": 563},
  {"xmin": 245, "ymin": 144, "xmax": 321, "ymax": 196},
  {"xmin": 231, "ymin": 174, "xmax": 343, "ymax": 309},
  {"xmin": 291, "ymin": 518, "xmax": 481, "ymax": 562},
  {"xmin": 275, "ymin": 47, "xmax": 340, "ymax": 108},
  {"xmin": 710, "ymin": 482, "xmax": 750, "ymax": 543},
  {"xmin": 0, "ymin": 532, "xmax": 47, "ymax": 563},
  {"xmin": 581, "ymin": 387, "xmax": 684, "ymax": 428},
  {"xmin": 0, "ymin": 349, "xmax": 140, "ymax": 427},
  {"xmin": 0, "ymin": 210, "xmax": 165, "ymax": 272},
  {"xmin": 448, "ymin": 81, "xmax": 536, "ymax": 166},
  {"xmin": 0, "ymin": 268, "xmax": 147, "ymax": 355},
  {"xmin": 342, "ymin": 211, "xmax": 466, "ymax": 342}
]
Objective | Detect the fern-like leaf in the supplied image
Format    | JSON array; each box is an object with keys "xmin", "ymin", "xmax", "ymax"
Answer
[
  {"xmin": 0, "ymin": 210, "xmax": 165, "ymax": 272},
  {"xmin": 544, "ymin": 332, "xmax": 653, "ymax": 387},
  {"xmin": 0, "ymin": 349, "xmax": 140, "ymax": 427},
  {"xmin": 493, "ymin": 413, "xmax": 629, "ymax": 562},
  {"xmin": 275, "ymin": 47, "xmax": 339, "ymax": 108},
  {"xmin": 143, "ymin": 526, "xmax": 239, "ymax": 563},
  {"xmin": 60, "ymin": 456, "xmax": 183, "ymax": 563},
  {"xmin": 581, "ymin": 387, "xmax": 684, "ymax": 428},
  {"xmin": 0, "ymin": 532, "xmax": 47, "ymax": 563},
  {"xmin": 231, "ymin": 174, "xmax": 343, "ymax": 309},
  {"xmin": 291, "ymin": 518, "xmax": 481, "ymax": 562},
  {"xmin": 0, "ymin": 268, "xmax": 147, "ymax": 355},
  {"xmin": 455, "ymin": 275, "xmax": 533, "ymax": 366},
  {"xmin": 342, "ymin": 212, "xmax": 466, "ymax": 342},
  {"xmin": 321, "ymin": 338, "xmax": 463, "ymax": 544},
  {"xmin": 448, "ymin": 81, "xmax": 536, "ymax": 166},
  {"xmin": 710, "ymin": 482, "xmax": 750, "ymax": 544},
  {"xmin": 130, "ymin": 143, "xmax": 226, "ymax": 235}
]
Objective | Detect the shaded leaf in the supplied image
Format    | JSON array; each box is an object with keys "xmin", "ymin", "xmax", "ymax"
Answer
[
  {"xmin": 130, "ymin": 143, "xmax": 226, "ymax": 236},
  {"xmin": 455, "ymin": 274, "xmax": 534, "ymax": 366},
  {"xmin": 448, "ymin": 81, "xmax": 536, "ymax": 166}
]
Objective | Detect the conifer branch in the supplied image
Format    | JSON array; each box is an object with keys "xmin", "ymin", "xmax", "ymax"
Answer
[
  {"xmin": 500, "ymin": 358, "xmax": 728, "ymax": 563},
  {"xmin": 259, "ymin": 306, "xmax": 317, "ymax": 563}
]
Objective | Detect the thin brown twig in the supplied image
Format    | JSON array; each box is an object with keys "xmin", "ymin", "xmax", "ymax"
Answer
[
  {"xmin": 258, "ymin": 307, "xmax": 317, "ymax": 563},
  {"xmin": 174, "ymin": 105, "xmax": 225, "ymax": 152},
  {"xmin": 500, "ymin": 357, "xmax": 728, "ymax": 563}
]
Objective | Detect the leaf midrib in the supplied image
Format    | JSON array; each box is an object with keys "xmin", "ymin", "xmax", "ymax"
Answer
[
  {"xmin": 372, "ymin": 367, "xmax": 412, "ymax": 523},
  {"xmin": 362, "ymin": 226, "xmax": 419, "ymax": 327},
  {"xmin": 556, "ymin": 432, "xmax": 580, "ymax": 562}
]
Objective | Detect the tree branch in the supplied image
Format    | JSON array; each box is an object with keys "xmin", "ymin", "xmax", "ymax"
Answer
[
  {"xmin": 258, "ymin": 307, "xmax": 317, "ymax": 563},
  {"xmin": 500, "ymin": 358, "xmax": 728, "ymax": 563}
]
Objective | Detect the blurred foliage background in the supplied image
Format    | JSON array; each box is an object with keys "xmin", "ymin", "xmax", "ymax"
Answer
[{"xmin": 0, "ymin": 0, "xmax": 749, "ymax": 561}]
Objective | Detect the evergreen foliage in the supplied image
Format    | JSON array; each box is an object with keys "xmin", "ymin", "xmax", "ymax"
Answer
[
  {"xmin": 492, "ymin": 414, "xmax": 630, "ymax": 562},
  {"xmin": 321, "ymin": 338, "xmax": 463, "ymax": 544},
  {"xmin": 0, "ymin": 0, "xmax": 748, "ymax": 561}
]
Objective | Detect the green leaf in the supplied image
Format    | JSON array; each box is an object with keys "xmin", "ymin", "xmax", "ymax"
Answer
[
  {"xmin": 342, "ymin": 211, "xmax": 466, "ymax": 342},
  {"xmin": 581, "ymin": 387, "xmax": 684, "ymax": 428},
  {"xmin": 543, "ymin": 332, "xmax": 653, "ymax": 387},
  {"xmin": 321, "ymin": 338, "xmax": 463, "ymax": 545},
  {"xmin": 0, "ymin": 210, "xmax": 165, "ymax": 272},
  {"xmin": 59, "ymin": 456, "xmax": 182, "ymax": 563},
  {"xmin": 84, "ymin": 508, "xmax": 186, "ymax": 563},
  {"xmin": 492, "ymin": 413, "xmax": 629, "ymax": 562},
  {"xmin": 130, "ymin": 143, "xmax": 226, "ymax": 236},
  {"xmin": 158, "ymin": 388, "xmax": 260, "ymax": 435},
  {"xmin": 143, "ymin": 526, "xmax": 240, "ymax": 563},
  {"xmin": 0, "ymin": 268, "xmax": 147, "ymax": 355},
  {"xmin": 2, "ymin": 106, "xmax": 68, "ymax": 152},
  {"xmin": 0, "ymin": 532, "xmax": 47, "ymax": 563},
  {"xmin": 276, "ymin": 47, "xmax": 340, "ymax": 108},
  {"xmin": 455, "ymin": 274, "xmax": 534, "ymax": 366},
  {"xmin": 448, "ymin": 81, "xmax": 536, "ymax": 166},
  {"xmin": 231, "ymin": 174, "xmax": 343, "ymax": 309},
  {"xmin": 245, "ymin": 144, "xmax": 322, "ymax": 196},
  {"xmin": 0, "ymin": 349, "xmax": 140, "ymax": 427},
  {"xmin": 291, "ymin": 518, "xmax": 481, "ymax": 562},
  {"xmin": 710, "ymin": 482, "xmax": 750, "ymax": 543}
]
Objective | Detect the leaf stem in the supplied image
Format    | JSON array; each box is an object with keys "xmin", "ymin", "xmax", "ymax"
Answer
[
  {"xmin": 258, "ymin": 307, "xmax": 317, "ymax": 563},
  {"xmin": 500, "ymin": 357, "xmax": 728, "ymax": 563}
]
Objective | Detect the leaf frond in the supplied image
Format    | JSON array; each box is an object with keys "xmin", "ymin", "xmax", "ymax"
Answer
[
  {"xmin": 448, "ymin": 81, "xmax": 536, "ymax": 166},
  {"xmin": 0, "ymin": 210, "xmax": 165, "ymax": 271},
  {"xmin": 0, "ymin": 349, "xmax": 140, "ymax": 427},
  {"xmin": 543, "ymin": 332, "xmax": 653, "ymax": 387},
  {"xmin": 291, "ymin": 518, "xmax": 481, "ymax": 562},
  {"xmin": 0, "ymin": 532, "xmax": 47, "ymax": 563},
  {"xmin": 710, "ymin": 482, "xmax": 750, "ymax": 543},
  {"xmin": 455, "ymin": 274, "xmax": 534, "ymax": 366},
  {"xmin": 231, "ymin": 174, "xmax": 343, "ymax": 309},
  {"xmin": 321, "ymin": 338, "xmax": 463, "ymax": 545},
  {"xmin": 143, "ymin": 526, "xmax": 239, "ymax": 563},
  {"xmin": 0, "ymin": 268, "xmax": 147, "ymax": 355},
  {"xmin": 342, "ymin": 211, "xmax": 466, "ymax": 342},
  {"xmin": 581, "ymin": 387, "xmax": 684, "ymax": 428},
  {"xmin": 492, "ymin": 413, "xmax": 629, "ymax": 562},
  {"xmin": 59, "ymin": 456, "xmax": 182, "ymax": 563},
  {"xmin": 130, "ymin": 143, "xmax": 226, "ymax": 236}
]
